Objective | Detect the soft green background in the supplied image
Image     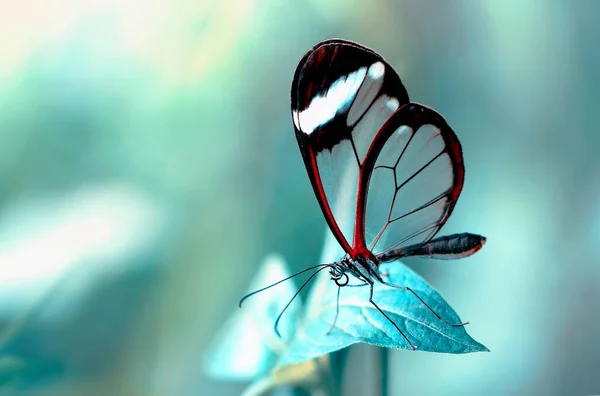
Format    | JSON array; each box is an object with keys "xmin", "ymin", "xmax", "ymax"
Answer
[{"xmin": 1, "ymin": 1, "xmax": 599, "ymax": 395}]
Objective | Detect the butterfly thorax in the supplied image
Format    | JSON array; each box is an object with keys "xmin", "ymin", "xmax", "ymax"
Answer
[{"xmin": 328, "ymin": 256, "xmax": 382, "ymax": 287}]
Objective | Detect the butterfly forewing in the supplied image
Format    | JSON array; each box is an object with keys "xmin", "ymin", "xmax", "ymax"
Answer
[
  {"xmin": 291, "ymin": 39, "xmax": 409, "ymax": 255},
  {"xmin": 359, "ymin": 104, "xmax": 464, "ymax": 258}
]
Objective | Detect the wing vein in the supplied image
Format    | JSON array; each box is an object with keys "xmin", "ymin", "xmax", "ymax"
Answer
[
  {"xmin": 395, "ymin": 150, "xmax": 445, "ymax": 193},
  {"xmin": 350, "ymin": 136, "xmax": 362, "ymax": 169},
  {"xmin": 389, "ymin": 191, "xmax": 448, "ymax": 224},
  {"xmin": 393, "ymin": 128, "xmax": 416, "ymax": 169},
  {"xmin": 388, "ymin": 223, "xmax": 440, "ymax": 251}
]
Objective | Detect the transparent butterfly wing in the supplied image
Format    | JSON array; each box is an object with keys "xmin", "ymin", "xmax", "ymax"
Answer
[
  {"xmin": 291, "ymin": 39, "xmax": 409, "ymax": 256},
  {"xmin": 359, "ymin": 104, "xmax": 464, "ymax": 257}
]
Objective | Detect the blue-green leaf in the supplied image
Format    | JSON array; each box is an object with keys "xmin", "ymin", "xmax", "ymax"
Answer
[
  {"xmin": 204, "ymin": 254, "xmax": 302, "ymax": 381},
  {"xmin": 278, "ymin": 260, "xmax": 488, "ymax": 367}
]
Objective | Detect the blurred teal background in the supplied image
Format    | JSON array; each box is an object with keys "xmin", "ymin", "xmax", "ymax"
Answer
[{"xmin": 1, "ymin": 0, "xmax": 599, "ymax": 395}]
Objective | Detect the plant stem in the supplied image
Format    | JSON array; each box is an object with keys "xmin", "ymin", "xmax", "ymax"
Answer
[
  {"xmin": 330, "ymin": 349, "xmax": 347, "ymax": 396},
  {"xmin": 379, "ymin": 348, "xmax": 389, "ymax": 396}
]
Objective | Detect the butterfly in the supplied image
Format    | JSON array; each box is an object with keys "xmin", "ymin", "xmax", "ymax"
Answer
[{"xmin": 241, "ymin": 39, "xmax": 486, "ymax": 350}]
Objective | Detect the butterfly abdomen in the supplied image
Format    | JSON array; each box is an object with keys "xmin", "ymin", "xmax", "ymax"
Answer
[{"xmin": 379, "ymin": 233, "xmax": 486, "ymax": 261}]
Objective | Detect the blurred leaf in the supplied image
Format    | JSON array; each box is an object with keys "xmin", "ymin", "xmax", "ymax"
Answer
[
  {"xmin": 278, "ymin": 261, "xmax": 488, "ymax": 367},
  {"xmin": 272, "ymin": 354, "xmax": 331, "ymax": 390},
  {"xmin": 206, "ymin": 254, "xmax": 334, "ymax": 395},
  {"xmin": 204, "ymin": 254, "xmax": 302, "ymax": 381},
  {"xmin": 242, "ymin": 355, "xmax": 331, "ymax": 396}
]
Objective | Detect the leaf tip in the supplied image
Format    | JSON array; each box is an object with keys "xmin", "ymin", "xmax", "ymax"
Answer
[{"xmin": 471, "ymin": 340, "xmax": 490, "ymax": 353}]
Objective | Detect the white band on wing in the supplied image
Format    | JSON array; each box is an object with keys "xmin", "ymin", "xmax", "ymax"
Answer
[
  {"xmin": 292, "ymin": 66, "xmax": 369, "ymax": 134},
  {"xmin": 347, "ymin": 62, "xmax": 386, "ymax": 127}
]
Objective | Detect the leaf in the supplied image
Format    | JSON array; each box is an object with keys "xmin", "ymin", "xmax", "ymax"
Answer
[
  {"xmin": 277, "ymin": 260, "xmax": 488, "ymax": 367},
  {"xmin": 204, "ymin": 254, "xmax": 302, "ymax": 381},
  {"xmin": 206, "ymin": 254, "xmax": 333, "ymax": 395},
  {"xmin": 241, "ymin": 355, "xmax": 331, "ymax": 396}
]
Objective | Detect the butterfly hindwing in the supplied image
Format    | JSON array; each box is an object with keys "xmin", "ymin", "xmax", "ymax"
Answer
[{"xmin": 356, "ymin": 104, "xmax": 464, "ymax": 257}]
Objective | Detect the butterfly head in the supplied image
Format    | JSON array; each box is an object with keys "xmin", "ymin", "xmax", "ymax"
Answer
[
  {"xmin": 327, "ymin": 262, "xmax": 349, "ymax": 287},
  {"xmin": 328, "ymin": 257, "xmax": 361, "ymax": 287}
]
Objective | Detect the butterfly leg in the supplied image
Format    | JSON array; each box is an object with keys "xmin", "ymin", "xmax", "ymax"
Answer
[
  {"xmin": 325, "ymin": 281, "xmax": 369, "ymax": 335},
  {"xmin": 346, "ymin": 282, "xmax": 369, "ymax": 288},
  {"xmin": 380, "ymin": 280, "xmax": 468, "ymax": 327},
  {"xmin": 368, "ymin": 280, "xmax": 416, "ymax": 350},
  {"xmin": 325, "ymin": 286, "xmax": 341, "ymax": 335}
]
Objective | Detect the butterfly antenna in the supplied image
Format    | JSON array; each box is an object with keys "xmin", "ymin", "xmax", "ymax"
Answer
[
  {"xmin": 239, "ymin": 264, "xmax": 328, "ymax": 308},
  {"xmin": 325, "ymin": 286, "xmax": 341, "ymax": 335},
  {"xmin": 274, "ymin": 265, "xmax": 330, "ymax": 338},
  {"xmin": 381, "ymin": 281, "xmax": 468, "ymax": 327}
]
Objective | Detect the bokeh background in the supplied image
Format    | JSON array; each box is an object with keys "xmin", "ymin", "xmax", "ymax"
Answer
[{"xmin": 1, "ymin": 0, "xmax": 599, "ymax": 395}]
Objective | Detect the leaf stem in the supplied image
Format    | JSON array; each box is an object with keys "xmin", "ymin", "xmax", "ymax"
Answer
[
  {"xmin": 331, "ymin": 350, "xmax": 347, "ymax": 396},
  {"xmin": 379, "ymin": 347, "xmax": 389, "ymax": 396}
]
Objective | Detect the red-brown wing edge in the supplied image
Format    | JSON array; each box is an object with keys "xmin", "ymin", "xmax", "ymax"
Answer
[{"xmin": 352, "ymin": 103, "xmax": 465, "ymax": 260}]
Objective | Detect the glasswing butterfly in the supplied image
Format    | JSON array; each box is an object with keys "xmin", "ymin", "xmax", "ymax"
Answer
[{"xmin": 241, "ymin": 39, "xmax": 486, "ymax": 350}]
